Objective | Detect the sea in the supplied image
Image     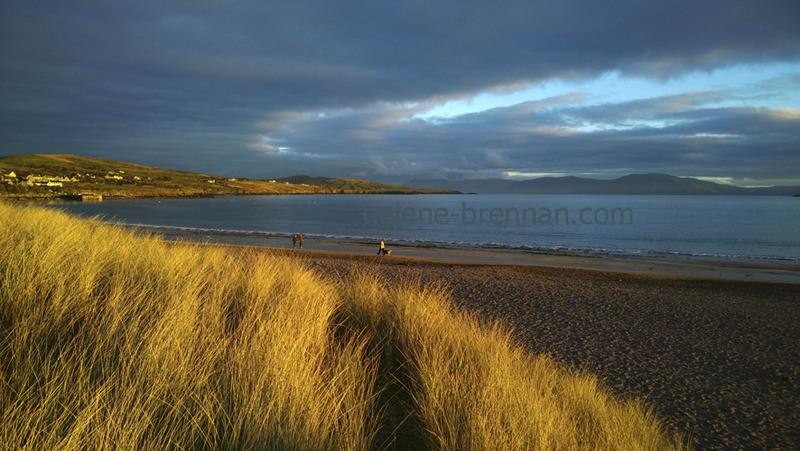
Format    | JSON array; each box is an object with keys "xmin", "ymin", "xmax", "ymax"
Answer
[{"xmin": 46, "ymin": 194, "xmax": 800, "ymax": 265}]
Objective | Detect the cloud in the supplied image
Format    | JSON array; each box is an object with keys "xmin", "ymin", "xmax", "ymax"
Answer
[
  {"xmin": 248, "ymin": 88, "xmax": 800, "ymax": 182},
  {"xmin": 1, "ymin": 0, "xmax": 799, "ymax": 184}
]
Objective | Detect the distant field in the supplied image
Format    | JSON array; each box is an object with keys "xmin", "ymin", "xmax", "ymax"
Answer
[{"xmin": 0, "ymin": 202, "xmax": 684, "ymax": 449}]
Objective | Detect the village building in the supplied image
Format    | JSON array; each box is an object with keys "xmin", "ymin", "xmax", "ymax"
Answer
[
  {"xmin": 19, "ymin": 174, "xmax": 77, "ymax": 187},
  {"xmin": 0, "ymin": 171, "xmax": 14, "ymax": 184}
]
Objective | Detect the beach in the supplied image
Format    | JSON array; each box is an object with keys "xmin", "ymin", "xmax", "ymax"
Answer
[
  {"xmin": 147, "ymin": 225, "xmax": 800, "ymax": 283},
  {"xmin": 188, "ymin": 237, "xmax": 800, "ymax": 450}
]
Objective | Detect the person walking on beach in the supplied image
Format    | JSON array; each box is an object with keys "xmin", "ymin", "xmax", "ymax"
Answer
[
  {"xmin": 292, "ymin": 234, "xmax": 297, "ymax": 249},
  {"xmin": 298, "ymin": 233, "xmax": 304, "ymax": 249},
  {"xmin": 378, "ymin": 239, "xmax": 385, "ymax": 255}
]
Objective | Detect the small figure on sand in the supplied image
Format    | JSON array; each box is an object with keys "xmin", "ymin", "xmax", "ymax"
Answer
[
  {"xmin": 377, "ymin": 239, "xmax": 390, "ymax": 255},
  {"xmin": 292, "ymin": 234, "xmax": 297, "ymax": 249},
  {"xmin": 298, "ymin": 233, "xmax": 304, "ymax": 249}
]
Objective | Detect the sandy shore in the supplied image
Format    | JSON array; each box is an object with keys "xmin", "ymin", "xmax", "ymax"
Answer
[
  {"xmin": 160, "ymin": 230, "xmax": 799, "ymax": 449},
  {"xmin": 146, "ymin": 225, "xmax": 800, "ymax": 283}
]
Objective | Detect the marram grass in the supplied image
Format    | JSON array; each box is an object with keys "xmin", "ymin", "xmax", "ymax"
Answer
[{"xmin": 0, "ymin": 202, "xmax": 686, "ymax": 449}]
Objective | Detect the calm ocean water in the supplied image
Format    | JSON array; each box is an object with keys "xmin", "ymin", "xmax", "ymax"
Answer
[{"xmin": 47, "ymin": 194, "xmax": 800, "ymax": 263}]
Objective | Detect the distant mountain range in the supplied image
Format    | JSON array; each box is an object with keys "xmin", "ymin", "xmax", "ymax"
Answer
[
  {"xmin": 3, "ymin": 154, "xmax": 797, "ymax": 198},
  {"xmin": 405, "ymin": 173, "xmax": 800, "ymax": 196}
]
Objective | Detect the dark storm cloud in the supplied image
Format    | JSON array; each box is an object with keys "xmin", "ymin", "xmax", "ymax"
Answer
[{"xmin": 1, "ymin": 0, "xmax": 799, "ymax": 181}]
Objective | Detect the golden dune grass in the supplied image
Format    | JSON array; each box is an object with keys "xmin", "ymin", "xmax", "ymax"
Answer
[{"xmin": 0, "ymin": 203, "xmax": 685, "ymax": 449}]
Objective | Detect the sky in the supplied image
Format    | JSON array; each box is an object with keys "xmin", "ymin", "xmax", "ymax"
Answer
[{"xmin": 2, "ymin": 1, "xmax": 799, "ymax": 186}]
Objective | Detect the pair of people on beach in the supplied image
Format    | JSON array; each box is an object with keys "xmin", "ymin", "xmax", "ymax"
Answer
[
  {"xmin": 377, "ymin": 239, "xmax": 390, "ymax": 255},
  {"xmin": 292, "ymin": 233, "xmax": 304, "ymax": 249}
]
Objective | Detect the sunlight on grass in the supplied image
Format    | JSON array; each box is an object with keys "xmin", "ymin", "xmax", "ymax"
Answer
[{"xmin": 0, "ymin": 202, "xmax": 685, "ymax": 449}]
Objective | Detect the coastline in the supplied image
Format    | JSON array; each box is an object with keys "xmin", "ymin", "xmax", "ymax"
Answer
[{"xmin": 144, "ymin": 225, "xmax": 800, "ymax": 283}]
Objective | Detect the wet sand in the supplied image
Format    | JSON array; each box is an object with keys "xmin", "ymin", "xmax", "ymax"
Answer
[{"xmin": 165, "ymin": 233, "xmax": 800, "ymax": 449}]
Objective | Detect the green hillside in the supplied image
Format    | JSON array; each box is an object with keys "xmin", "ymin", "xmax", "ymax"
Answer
[
  {"xmin": 278, "ymin": 175, "xmax": 457, "ymax": 193},
  {"xmin": 0, "ymin": 154, "xmax": 453, "ymax": 199}
]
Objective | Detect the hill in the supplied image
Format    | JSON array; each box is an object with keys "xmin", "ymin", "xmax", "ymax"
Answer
[
  {"xmin": 0, "ymin": 154, "xmax": 451, "ymax": 199},
  {"xmin": 405, "ymin": 178, "xmax": 514, "ymax": 194},
  {"xmin": 277, "ymin": 175, "xmax": 458, "ymax": 194},
  {"xmin": 406, "ymin": 173, "xmax": 800, "ymax": 195}
]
